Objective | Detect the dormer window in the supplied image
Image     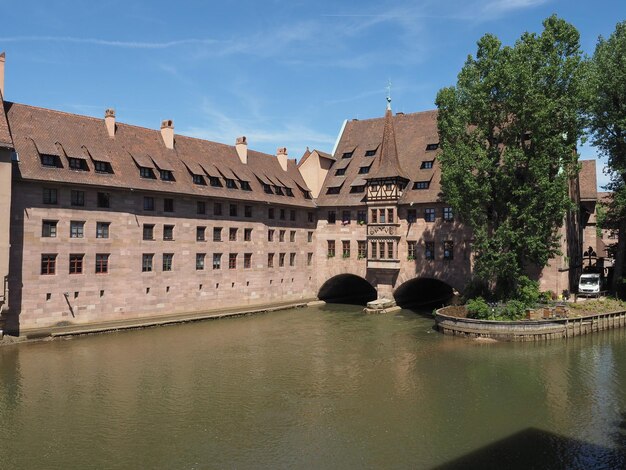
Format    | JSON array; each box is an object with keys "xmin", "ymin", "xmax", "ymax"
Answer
[
  {"xmin": 420, "ymin": 160, "xmax": 434, "ymax": 169},
  {"xmin": 274, "ymin": 186, "xmax": 284, "ymax": 195},
  {"xmin": 140, "ymin": 167, "xmax": 156, "ymax": 179},
  {"xmin": 41, "ymin": 154, "xmax": 59, "ymax": 167},
  {"xmin": 335, "ymin": 168, "xmax": 346, "ymax": 176},
  {"xmin": 210, "ymin": 176, "xmax": 221, "ymax": 187},
  {"xmin": 225, "ymin": 178, "xmax": 237, "ymax": 189},
  {"xmin": 342, "ymin": 151, "xmax": 353, "ymax": 158},
  {"xmin": 192, "ymin": 174, "xmax": 205, "ymax": 185},
  {"xmin": 350, "ymin": 185, "xmax": 365, "ymax": 193},
  {"xmin": 327, "ymin": 186, "xmax": 341, "ymax": 195},
  {"xmin": 285, "ymin": 188, "xmax": 294, "ymax": 197},
  {"xmin": 94, "ymin": 161, "xmax": 113, "ymax": 174},
  {"xmin": 68, "ymin": 157, "xmax": 88, "ymax": 171},
  {"xmin": 240, "ymin": 181, "xmax": 252, "ymax": 191},
  {"xmin": 426, "ymin": 143, "xmax": 439, "ymax": 151},
  {"xmin": 413, "ymin": 181, "xmax": 430, "ymax": 190},
  {"xmin": 365, "ymin": 149, "xmax": 377, "ymax": 157},
  {"xmin": 263, "ymin": 183, "xmax": 273, "ymax": 194},
  {"xmin": 358, "ymin": 166, "xmax": 371, "ymax": 174},
  {"xmin": 160, "ymin": 170, "xmax": 174, "ymax": 181},
  {"xmin": 302, "ymin": 190, "xmax": 312, "ymax": 199}
]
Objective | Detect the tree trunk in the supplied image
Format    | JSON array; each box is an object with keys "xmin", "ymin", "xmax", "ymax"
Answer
[{"xmin": 611, "ymin": 218, "xmax": 626, "ymax": 296}]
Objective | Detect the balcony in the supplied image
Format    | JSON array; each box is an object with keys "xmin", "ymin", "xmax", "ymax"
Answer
[{"xmin": 367, "ymin": 258, "xmax": 400, "ymax": 270}]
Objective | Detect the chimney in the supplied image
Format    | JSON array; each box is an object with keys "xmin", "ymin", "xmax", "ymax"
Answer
[
  {"xmin": 0, "ymin": 52, "xmax": 5, "ymax": 98},
  {"xmin": 276, "ymin": 147, "xmax": 288, "ymax": 171},
  {"xmin": 104, "ymin": 108, "xmax": 116, "ymax": 138},
  {"xmin": 160, "ymin": 119, "xmax": 174, "ymax": 150},
  {"xmin": 235, "ymin": 136, "xmax": 248, "ymax": 164}
]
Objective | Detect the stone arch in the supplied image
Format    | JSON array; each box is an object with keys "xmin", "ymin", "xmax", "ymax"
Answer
[
  {"xmin": 393, "ymin": 277, "xmax": 454, "ymax": 309},
  {"xmin": 318, "ymin": 274, "xmax": 377, "ymax": 305}
]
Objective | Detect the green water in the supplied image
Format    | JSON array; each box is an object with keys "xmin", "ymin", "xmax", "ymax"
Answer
[{"xmin": 1, "ymin": 304, "xmax": 625, "ymax": 469}]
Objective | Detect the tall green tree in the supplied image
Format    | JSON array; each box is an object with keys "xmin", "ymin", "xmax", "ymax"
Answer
[
  {"xmin": 435, "ymin": 16, "xmax": 586, "ymax": 299},
  {"xmin": 587, "ymin": 21, "xmax": 626, "ymax": 294}
]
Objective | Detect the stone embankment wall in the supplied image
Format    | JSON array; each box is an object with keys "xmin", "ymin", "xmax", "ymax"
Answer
[{"xmin": 435, "ymin": 306, "xmax": 626, "ymax": 341}]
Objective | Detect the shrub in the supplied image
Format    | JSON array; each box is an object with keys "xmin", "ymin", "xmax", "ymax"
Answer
[
  {"xmin": 502, "ymin": 300, "xmax": 526, "ymax": 320},
  {"xmin": 514, "ymin": 276, "xmax": 541, "ymax": 307},
  {"xmin": 466, "ymin": 297, "xmax": 492, "ymax": 319}
]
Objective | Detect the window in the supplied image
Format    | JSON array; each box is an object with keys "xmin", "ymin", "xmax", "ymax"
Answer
[
  {"xmin": 95, "ymin": 253, "xmax": 109, "ymax": 273},
  {"xmin": 213, "ymin": 227, "xmax": 222, "ymax": 242},
  {"xmin": 197, "ymin": 226, "xmax": 206, "ymax": 241},
  {"xmin": 70, "ymin": 221, "xmax": 85, "ymax": 238},
  {"xmin": 193, "ymin": 174, "xmax": 205, "ymax": 185},
  {"xmin": 214, "ymin": 202, "xmax": 223, "ymax": 216},
  {"xmin": 263, "ymin": 183, "xmax": 272, "ymax": 194},
  {"xmin": 413, "ymin": 181, "xmax": 430, "ymax": 190},
  {"xmin": 307, "ymin": 253, "xmax": 313, "ymax": 266},
  {"xmin": 163, "ymin": 198, "xmax": 174, "ymax": 212},
  {"xmin": 370, "ymin": 209, "xmax": 377, "ymax": 223},
  {"xmin": 43, "ymin": 188, "xmax": 58, "ymax": 204},
  {"xmin": 379, "ymin": 209, "xmax": 386, "ymax": 224},
  {"xmin": 308, "ymin": 212, "xmax": 314, "ymax": 223},
  {"xmin": 290, "ymin": 253, "xmax": 296, "ymax": 267},
  {"xmin": 350, "ymin": 185, "xmax": 365, "ymax": 193},
  {"xmin": 41, "ymin": 254, "xmax": 57, "ymax": 275},
  {"xmin": 268, "ymin": 229, "xmax": 274, "ymax": 242},
  {"xmin": 443, "ymin": 207, "xmax": 453, "ymax": 222},
  {"xmin": 245, "ymin": 205, "xmax": 252, "ymax": 218},
  {"xmin": 425, "ymin": 242, "xmax": 435, "ymax": 260},
  {"xmin": 279, "ymin": 253, "xmax": 285, "ymax": 267},
  {"xmin": 407, "ymin": 241, "xmax": 416, "ymax": 259},
  {"xmin": 241, "ymin": 181, "xmax": 252, "ymax": 191},
  {"xmin": 342, "ymin": 151, "xmax": 353, "ymax": 158},
  {"xmin": 140, "ymin": 167, "xmax": 155, "ymax": 179},
  {"xmin": 268, "ymin": 253, "xmax": 274, "ymax": 268},
  {"xmin": 327, "ymin": 240, "xmax": 335, "ymax": 258},
  {"xmin": 279, "ymin": 230, "xmax": 285, "ymax": 242},
  {"xmin": 327, "ymin": 211, "xmax": 336, "ymax": 224},
  {"xmin": 229, "ymin": 253, "xmax": 237, "ymax": 269},
  {"xmin": 444, "ymin": 241, "xmax": 454, "ymax": 260},
  {"xmin": 407, "ymin": 209, "xmax": 417, "ymax": 223},
  {"xmin": 357, "ymin": 211, "xmax": 366, "ymax": 224},
  {"xmin": 210, "ymin": 176, "xmax": 221, "ymax": 187},
  {"xmin": 244, "ymin": 253, "xmax": 252, "ymax": 269},
  {"xmin": 387, "ymin": 242, "xmax": 394, "ymax": 259},
  {"xmin": 387, "ymin": 209, "xmax": 394, "ymax": 224},
  {"xmin": 94, "ymin": 161, "xmax": 113, "ymax": 173},
  {"xmin": 230, "ymin": 204, "xmax": 238, "ymax": 217},
  {"xmin": 285, "ymin": 188, "xmax": 294, "ymax": 197},
  {"xmin": 225, "ymin": 179, "xmax": 237, "ymax": 189},
  {"xmin": 379, "ymin": 242, "xmax": 385, "ymax": 259},
  {"xmin": 420, "ymin": 160, "xmax": 434, "ymax": 169},
  {"xmin": 426, "ymin": 143, "xmax": 439, "ymax": 151},
  {"xmin": 244, "ymin": 228, "xmax": 252, "ymax": 241},
  {"xmin": 424, "ymin": 208, "xmax": 436, "ymax": 222},
  {"xmin": 97, "ymin": 192, "xmax": 110, "ymax": 208},
  {"xmin": 68, "ymin": 157, "xmax": 87, "ymax": 171},
  {"xmin": 213, "ymin": 253, "xmax": 222, "ymax": 270},
  {"xmin": 96, "ymin": 222, "xmax": 110, "ymax": 239},
  {"xmin": 290, "ymin": 210, "xmax": 296, "ymax": 221},
  {"xmin": 229, "ymin": 228, "xmax": 237, "ymax": 241},
  {"xmin": 342, "ymin": 211, "xmax": 350, "ymax": 225},
  {"xmin": 159, "ymin": 170, "xmax": 173, "ymax": 181},
  {"xmin": 307, "ymin": 231, "xmax": 313, "ymax": 243},
  {"xmin": 290, "ymin": 230, "xmax": 296, "ymax": 242},
  {"xmin": 358, "ymin": 241, "xmax": 367, "ymax": 258},
  {"xmin": 163, "ymin": 225, "xmax": 174, "ymax": 241},
  {"xmin": 268, "ymin": 208, "xmax": 275, "ymax": 219},
  {"xmin": 335, "ymin": 168, "xmax": 346, "ymax": 176},
  {"xmin": 280, "ymin": 209, "xmax": 285, "ymax": 220},
  {"xmin": 196, "ymin": 253, "xmax": 205, "ymax": 270},
  {"xmin": 143, "ymin": 224, "xmax": 154, "ymax": 240},
  {"xmin": 327, "ymin": 186, "xmax": 341, "ymax": 195},
  {"xmin": 69, "ymin": 254, "xmax": 83, "ymax": 274},
  {"xmin": 42, "ymin": 220, "xmax": 57, "ymax": 238},
  {"xmin": 144, "ymin": 196, "xmax": 155, "ymax": 211},
  {"xmin": 162, "ymin": 253, "xmax": 173, "ymax": 271},
  {"xmin": 197, "ymin": 201, "xmax": 206, "ymax": 215},
  {"xmin": 358, "ymin": 166, "xmax": 370, "ymax": 174},
  {"xmin": 365, "ymin": 148, "xmax": 377, "ymax": 157},
  {"xmin": 142, "ymin": 254, "xmax": 154, "ymax": 272},
  {"xmin": 371, "ymin": 241, "xmax": 377, "ymax": 259},
  {"xmin": 342, "ymin": 240, "xmax": 350, "ymax": 258},
  {"xmin": 71, "ymin": 190, "xmax": 85, "ymax": 206},
  {"xmin": 275, "ymin": 186, "xmax": 284, "ymax": 196},
  {"xmin": 41, "ymin": 154, "xmax": 58, "ymax": 167}
]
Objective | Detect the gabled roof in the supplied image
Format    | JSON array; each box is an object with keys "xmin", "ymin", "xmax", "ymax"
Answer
[
  {"xmin": 0, "ymin": 90, "xmax": 13, "ymax": 149},
  {"xmin": 297, "ymin": 148, "xmax": 335, "ymax": 168},
  {"xmin": 5, "ymin": 101, "xmax": 314, "ymax": 207}
]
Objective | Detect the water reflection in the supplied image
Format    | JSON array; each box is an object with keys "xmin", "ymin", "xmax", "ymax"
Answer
[{"xmin": 1, "ymin": 305, "xmax": 625, "ymax": 469}]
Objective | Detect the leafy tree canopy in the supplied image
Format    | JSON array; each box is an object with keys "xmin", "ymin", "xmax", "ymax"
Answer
[{"xmin": 436, "ymin": 15, "xmax": 586, "ymax": 300}]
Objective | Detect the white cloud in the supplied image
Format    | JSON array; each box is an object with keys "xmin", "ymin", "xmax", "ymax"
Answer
[{"xmin": 0, "ymin": 35, "xmax": 220, "ymax": 49}]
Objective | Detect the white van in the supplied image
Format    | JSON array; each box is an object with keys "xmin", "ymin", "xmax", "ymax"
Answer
[{"xmin": 578, "ymin": 273, "xmax": 603, "ymax": 297}]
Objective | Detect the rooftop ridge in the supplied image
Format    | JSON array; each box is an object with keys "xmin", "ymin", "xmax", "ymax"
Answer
[{"xmin": 345, "ymin": 108, "xmax": 438, "ymax": 124}]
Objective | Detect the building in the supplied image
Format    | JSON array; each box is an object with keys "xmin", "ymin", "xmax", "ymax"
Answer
[{"xmin": 0, "ymin": 54, "xmax": 600, "ymax": 335}]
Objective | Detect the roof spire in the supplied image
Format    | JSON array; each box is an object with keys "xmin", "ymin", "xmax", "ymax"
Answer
[{"xmin": 386, "ymin": 79, "xmax": 392, "ymax": 111}]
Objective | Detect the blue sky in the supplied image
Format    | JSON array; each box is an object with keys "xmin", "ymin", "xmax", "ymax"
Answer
[{"xmin": 1, "ymin": 0, "xmax": 624, "ymax": 189}]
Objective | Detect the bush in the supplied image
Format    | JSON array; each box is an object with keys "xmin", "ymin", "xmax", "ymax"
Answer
[
  {"xmin": 513, "ymin": 276, "xmax": 541, "ymax": 306},
  {"xmin": 466, "ymin": 297, "xmax": 492, "ymax": 319},
  {"xmin": 501, "ymin": 300, "xmax": 526, "ymax": 320}
]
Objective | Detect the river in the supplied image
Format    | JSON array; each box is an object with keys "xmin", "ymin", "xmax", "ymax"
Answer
[{"xmin": 1, "ymin": 304, "xmax": 625, "ymax": 469}]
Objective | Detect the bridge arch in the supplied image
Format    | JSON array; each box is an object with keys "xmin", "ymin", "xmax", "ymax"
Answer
[
  {"xmin": 393, "ymin": 277, "xmax": 454, "ymax": 309},
  {"xmin": 318, "ymin": 274, "xmax": 377, "ymax": 305}
]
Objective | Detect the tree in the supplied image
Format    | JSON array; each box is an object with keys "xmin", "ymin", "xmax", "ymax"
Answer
[
  {"xmin": 587, "ymin": 21, "xmax": 626, "ymax": 295},
  {"xmin": 435, "ymin": 16, "xmax": 586, "ymax": 300}
]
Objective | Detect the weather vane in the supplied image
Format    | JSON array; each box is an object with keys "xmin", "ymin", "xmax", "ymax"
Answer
[{"xmin": 386, "ymin": 79, "xmax": 392, "ymax": 110}]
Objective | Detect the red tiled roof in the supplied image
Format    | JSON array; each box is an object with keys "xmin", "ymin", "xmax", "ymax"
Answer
[
  {"xmin": 579, "ymin": 160, "xmax": 597, "ymax": 201},
  {"xmin": 367, "ymin": 108, "xmax": 408, "ymax": 180},
  {"xmin": 0, "ymin": 90, "xmax": 13, "ymax": 148},
  {"xmin": 4, "ymin": 101, "xmax": 314, "ymax": 207}
]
